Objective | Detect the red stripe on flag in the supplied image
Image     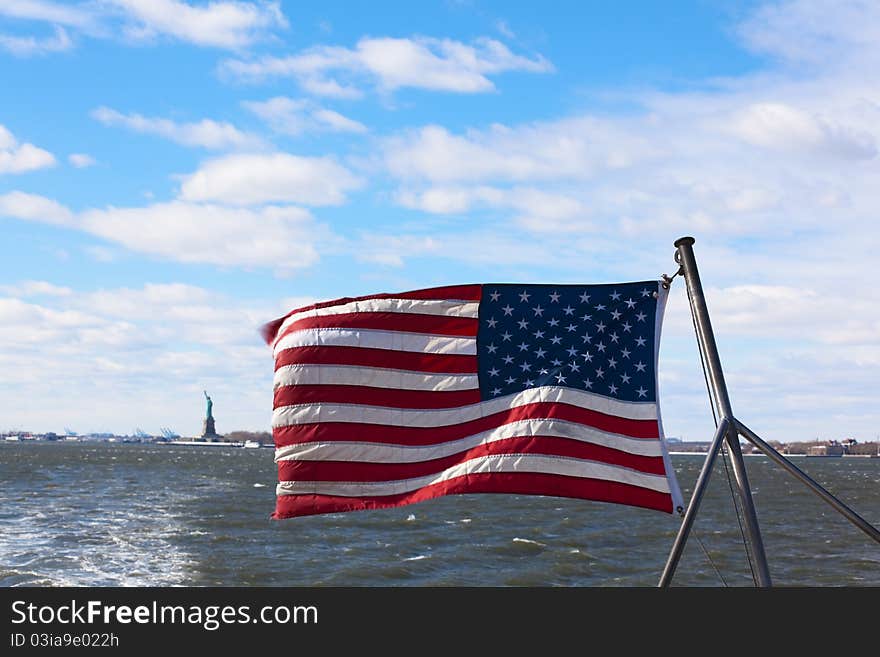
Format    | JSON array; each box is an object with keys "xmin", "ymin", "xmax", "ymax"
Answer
[
  {"xmin": 389, "ymin": 285, "xmax": 482, "ymax": 301},
  {"xmin": 277, "ymin": 436, "xmax": 669, "ymax": 481},
  {"xmin": 274, "ymin": 385, "xmax": 482, "ymax": 410},
  {"xmin": 273, "ymin": 472, "xmax": 673, "ymax": 518},
  {"xmin": 262, "ymin": 284, "xmax": 482, "ymax": 344},
  {"xmin": 274, "ymin": 346, "xmax": 478, "ymax": 374},
  {"xmin": 273, "ymin": 402, "xmax": 660, "ymax": 447}
]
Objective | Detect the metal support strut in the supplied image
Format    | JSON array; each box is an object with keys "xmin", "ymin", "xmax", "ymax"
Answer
[{"xmin": 660, "ymin": 236, "xmax": 880, "ymax": 587}]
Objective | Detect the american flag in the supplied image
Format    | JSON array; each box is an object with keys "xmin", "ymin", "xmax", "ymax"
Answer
[{"xmin": 264, "ymin": 282, "xmax": 682, "ymax": 519}]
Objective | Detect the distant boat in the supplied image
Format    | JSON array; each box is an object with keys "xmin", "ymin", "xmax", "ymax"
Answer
[{"xmin": 243, "ymin": 440, "xmax": 262, "ymax": 449}]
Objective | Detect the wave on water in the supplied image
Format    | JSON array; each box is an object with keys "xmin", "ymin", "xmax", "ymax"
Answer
[
  {"xmin": 0, "ymin": 444, "xmax": 200, "ymax": 586},
  {"xmin": 0, "ymin": 507, "xmax": 198, "ymax": 587}
]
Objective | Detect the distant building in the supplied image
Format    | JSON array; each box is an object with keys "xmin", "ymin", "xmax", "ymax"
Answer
[{"xmin": 807, "ymin": 441, "xmax": 846, "ymax": 457}]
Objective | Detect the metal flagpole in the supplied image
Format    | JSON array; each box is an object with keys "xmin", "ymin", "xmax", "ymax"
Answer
[
  {"xmin": 666, "ymin": 237, "xmax": 772, "ymax": 587},
  {"xmin": 660, "ymin": 236, "xmax": 880, "ymax": 586}
]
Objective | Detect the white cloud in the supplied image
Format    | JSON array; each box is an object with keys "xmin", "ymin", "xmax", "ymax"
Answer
[
  {"xmin": 352, "ymin": 230, "xmax": 573, "ymax": 270},
  {"xmin": 0, "ymin": 297, "xmax": 106, "ymax": 340},
  {"xmin": 299, "ymin": 77, "xmax": 362, "ymax": 100},
  {"xmin": 727, "ymin": 102, "xmax": 876, "ymax": 159},
  {"xmin": 378, "ymin": 72, "xmax": 880, "ymax": 247},
  {"xmin": 68, "ymin": 153, "xmax": 96, "ymax": 168},
  {"xmin": 242, "ymin": 96, "xmax": 367, "ymax": 136},
  {"xmin": 383, "ymin": 121, "xmax": 654, "ymax": 183},
  {"xmin": 1, "ymin": 192, "xmax": 325, "ymax": 271},
  {"xmin": 396, "ymin": 185, "xmax": 590, "ymax": 232},
  {"xmin": 91, "ymin": 106, "xmax": 260, "ymax": 150},
  {"xmin": 80, "ymin": 201, "xmax": 322, "ymax": 270},
  {"xmin": 85, "ymin": 282, "xmax": 213, "ymax": 317},
  {"xmin": 0, "ymin": 1, "xmax": 95, "ymax": 28},
  {"xmin": 355, "ymin": 36, "xmax": 551, "ymax": 92},
  {"xmin": 3, "ymin": 144, "xmax": 360, "ymax": 270},
  {"xmin": 702, "ymin": 284, "xmax": 880, "ymax": 350},
  {"xmin": 0, "ymin": 190, "xmax": 71, "ymax": 224},
  {"xmin": 109, "ymin": 0, "xmax": 287, "ymax": 49},
  {"xmin": 221, "ymin": 35, "xmax": 552, "ymax": 96},
  {"xmin": 0, "ymin": 280, "xmax": 72, "ymax": 297},
  {"xmin": 738, "ymin": 0, "xmax": 880, "ymax": 67},
  {"xmin": 0, "ymin": 0, "xmax": 285, "ymax": 53},
  {"xmin": 179, "ymin": 152, "xmax": 363, "ymax": 206},
  {"xmin": 0, "ymin": 124, "xmax": 56, "ymax": 173},
  {"xmin": 312, "ymin": 108, "xmax": 367, "ymax": 133},
  {"xmin": 0, "ymin": 25, "xmax": 73, "ymax": 56}
]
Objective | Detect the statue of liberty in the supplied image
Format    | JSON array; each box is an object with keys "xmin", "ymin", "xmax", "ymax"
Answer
[{"xmin": 201, "ymin": 390, "xmax": 217, "ymax": 438}]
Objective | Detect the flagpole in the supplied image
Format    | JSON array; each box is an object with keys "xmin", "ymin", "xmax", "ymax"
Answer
[{"xmin": 669, "ymin": 237, "xmax": 772, "ymax": 587}]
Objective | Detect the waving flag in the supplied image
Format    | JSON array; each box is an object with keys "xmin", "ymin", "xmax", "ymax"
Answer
[{"xmin": 264, "ymin": 282, "xmax": 682, "ymax": 519}]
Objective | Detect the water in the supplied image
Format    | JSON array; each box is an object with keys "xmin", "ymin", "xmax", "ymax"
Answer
[{"xmin": 1, "ymin": 443, "xmax": 878, "ymax": 586}]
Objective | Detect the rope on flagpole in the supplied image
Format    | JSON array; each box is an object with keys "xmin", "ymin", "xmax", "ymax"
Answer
[
  {"xmin": 692, "ymin": 522, "xmax": 729, "ymax": 587},
  {"xmin": 673, "ymin": 506, "xmax": 728, "ymax": 586},
  {"xmin": 720, "ymin": 441, "xmax": 758, "ymax": 585}
]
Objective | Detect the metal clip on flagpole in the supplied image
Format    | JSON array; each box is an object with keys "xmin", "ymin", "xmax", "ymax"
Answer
[{"xmin": 659, "ymin": 237, "xmax": 880, "ymax": 588}]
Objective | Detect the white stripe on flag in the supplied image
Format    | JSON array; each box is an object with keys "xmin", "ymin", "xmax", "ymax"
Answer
[
  {"xmin": 272, "ymin": 385, "xmax": 658, "ymax": 427},
  {"xmin": 274, "ymin": 417, "xmax": 664, "ymax": 463},
  {"xmin": 276, "ymin": 453, "xmax": 672, "ymax": 497},
  {"xmin": 273, "ymin": 328, "xmax": 476, "ymax": 359},
  {"xmin": 274, "ymin": 298, "xmax": 480, "ymax": 345},
  {"xmin": 274, "ymin": 364, "xmax": 479, "ymax": 391}
]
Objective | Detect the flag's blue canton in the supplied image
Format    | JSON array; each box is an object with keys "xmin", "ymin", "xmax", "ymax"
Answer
[{"xmin": 477, "ymin": 282, "xmax": 660, "ymax": 403}]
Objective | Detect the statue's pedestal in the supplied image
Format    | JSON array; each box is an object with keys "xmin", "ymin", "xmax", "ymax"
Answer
[{"xmin": 201, "ymin": 417, "xmax": 218, "ymax": 438}]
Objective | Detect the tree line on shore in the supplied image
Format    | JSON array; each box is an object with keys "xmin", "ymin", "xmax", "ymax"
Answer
[
  {"xmin": 673, "ymin": 438, "xmax": 879, "ymax": 455},
  {"xmin": 219, "ymin": 430, "xmax": 273, "ymax": 444}
]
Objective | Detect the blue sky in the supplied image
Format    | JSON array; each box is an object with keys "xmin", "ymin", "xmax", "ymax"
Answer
[{"xmin": 1, "ymin": 0, "xmax": 878, "ymax": 442}]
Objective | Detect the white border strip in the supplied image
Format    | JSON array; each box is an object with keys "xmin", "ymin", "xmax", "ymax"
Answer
[
  {"xmin": 274, "ymin": 417, "xmax": 664, "ymax": 463},
  {"xmin": 273, "ymin": 384, "xmax": 658, "ymax": 427},
  {"xmin": 276, "ymin": 453, "xmax": 672, "ymax": 497},
  {"xmin": 652, "ymin": 281, "xmax": 684, "ymax": 511},
  {"xmin": 274, "ymin": 364, "xmax": 478, "ymax": 391}
]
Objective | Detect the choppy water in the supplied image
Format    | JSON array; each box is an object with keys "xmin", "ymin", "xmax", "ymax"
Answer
[{"xmin": 1, "ymin": 442, "xmax": 878, "ymax": 587}]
